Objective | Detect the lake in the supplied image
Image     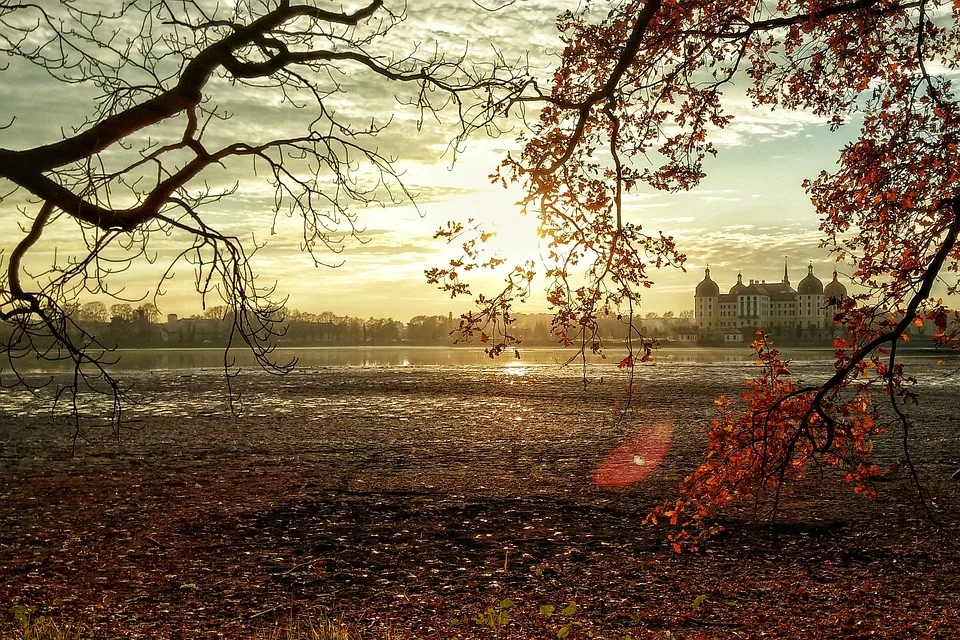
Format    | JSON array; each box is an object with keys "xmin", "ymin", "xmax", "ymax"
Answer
[
  {"xmin": 0, "ymin": 344, "xmax": 849, "ymax": 372},
  {"xmin": 2, "ymin": 346, "xmax": 957, "ymax": 498}
]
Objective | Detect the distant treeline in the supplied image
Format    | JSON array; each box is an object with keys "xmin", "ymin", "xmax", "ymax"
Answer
[{"xmin": 0, "ymin": 302, "xmax": 698, "ymax": 349}]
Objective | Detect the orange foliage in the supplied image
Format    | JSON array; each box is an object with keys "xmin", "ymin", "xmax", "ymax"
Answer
[
  {"xmin": 646, "ymin": 333, "xmax": 883, "ymax": 550},
  {"xmin": 431, "ymin": 0, "xmax": 960, "ymax": 541}
]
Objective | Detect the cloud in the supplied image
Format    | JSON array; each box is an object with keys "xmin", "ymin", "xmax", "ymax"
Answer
[
  {"xmin": 651, "ymin": 216, "xmax": 695, "ymax": 224},
  {"xmin": 715, "ymin": 91, "xmax": 831, "ymax": 145},
  {"xmin": 700, "ymin": 195, "xmax": 742, "ymax": 203}
]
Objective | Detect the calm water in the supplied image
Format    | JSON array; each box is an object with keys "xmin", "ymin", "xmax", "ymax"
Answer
[
  {"xmin": 0, "ymin": 344, "xmax": 910, "ymax": 372},
  {"xmin": 1, "ymin": 346, "xmax": 957, "ymax": 415},
  {"xmin": 0, "ymin": 345, "xmax": 777, "ymax": 372}
]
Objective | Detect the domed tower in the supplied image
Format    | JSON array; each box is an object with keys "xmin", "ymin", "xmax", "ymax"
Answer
[
  {"xmin": 823, "ymin": 270, "xmax": 848, "ymax": 333},
  {"xmin": 797, "ymin": 263, "xmax": 825, "ymax": 331},
  {"xmin": 797, "ymin": 263, "xmax": 823, "ymax": 295},
  {"xmin": 695, "ymin": 267, "xmax": 720, "ymax": 334},
  {"xmin": 823, "ymin": 270, "xmax": 847, "ymax": 301},
  {"xmin": 728, "ymin": 272, "xmax": 747, "ymax": 296}
]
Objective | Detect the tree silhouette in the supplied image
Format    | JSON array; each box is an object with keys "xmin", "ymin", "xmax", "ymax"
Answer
[
  {"xmin": 0, "ymin": 0, "xmax": 525, "ymax": 434},
  {"xmin": 77, "ymin": 301, "xmax": 108, "ymax": 324}
]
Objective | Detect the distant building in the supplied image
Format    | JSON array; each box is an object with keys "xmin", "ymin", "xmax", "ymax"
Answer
[{"xmin": 694, "ymin": 263, "xmax": 848, "ymax": 344}]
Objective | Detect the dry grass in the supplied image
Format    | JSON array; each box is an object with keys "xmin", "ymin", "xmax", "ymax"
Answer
[
  {"xmin": 1, "ymin": 607, "xmax": 380, "ymax": 640},
  {"xmin": 258, "ymin": 613, "xmax": 368, "ymax": 640},
  {"xmin": 0, "ymin": 607, "xmax": 89, "ymax": 640}
]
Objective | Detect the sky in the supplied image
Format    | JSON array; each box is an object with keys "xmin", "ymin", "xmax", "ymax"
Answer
[{"xmin": 0, "ymin": 0, "xmax": 860, "ymax": 322}]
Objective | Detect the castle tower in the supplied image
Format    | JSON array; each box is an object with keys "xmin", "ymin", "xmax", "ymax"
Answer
[
  {"xmin": 694, "ymin": 266, "xmax": 720, "ymax": 332},
  {"xmin": 797, "ymin": 263, "xmax": 825, "ymax": 332}
]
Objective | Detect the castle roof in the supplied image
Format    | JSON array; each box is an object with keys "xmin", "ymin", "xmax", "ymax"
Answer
[
  {"xmin": 823, "ymin": 270, "xmax": 847, "ymax": 300},
  {"xmin": 728, "ymin": 272, "xmax": 747, "ymax": 296},
  {"xmin": 753, "ymin": 281, "xmax": 795, "ymax": 296},
  {"xmin": 797, "ymin": 264, "xmax": 824, "ymax": 295},
  {"xmin": 695, "ymin": 267, "xmax": 720, "ymax": 297}
]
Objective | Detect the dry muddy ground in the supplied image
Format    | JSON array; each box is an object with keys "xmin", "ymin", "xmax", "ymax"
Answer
[{"xmin": 1, "ymin": 363, "xmax": 959, "ymax": 638}]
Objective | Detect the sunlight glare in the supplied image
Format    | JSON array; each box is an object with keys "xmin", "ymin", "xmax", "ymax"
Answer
[
  {"xmin": 451, "ymin": 190, "xmax": 542, "ymax": 265},
  {"xmin": 502, "ymin": 362, "xmax": 527, "ymax": 377}
]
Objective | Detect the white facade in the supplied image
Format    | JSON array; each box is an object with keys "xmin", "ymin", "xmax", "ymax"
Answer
[{"xmin": 695, "ymin": 264, "xmax": 847, "ymax": 342}]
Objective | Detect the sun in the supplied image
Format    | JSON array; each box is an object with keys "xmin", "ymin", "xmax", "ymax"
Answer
[{"xmin": 446, "ymin": 188, "xmax": 543, "ymax": 266}]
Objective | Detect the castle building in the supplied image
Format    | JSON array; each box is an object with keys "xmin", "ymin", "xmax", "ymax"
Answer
[{"xmin": 695, "ymin": 263, "xmax": 848, "ymax": 344}]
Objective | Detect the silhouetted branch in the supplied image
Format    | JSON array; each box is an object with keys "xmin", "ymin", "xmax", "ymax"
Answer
[{"xmin": 0, "ymin": 0, "xmax": 529, "ymax": 431}]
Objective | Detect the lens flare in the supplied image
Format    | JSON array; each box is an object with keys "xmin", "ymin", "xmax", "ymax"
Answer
[{"xmin": 593, "ymin": 421, "xmax": 674, "ymax": 488}]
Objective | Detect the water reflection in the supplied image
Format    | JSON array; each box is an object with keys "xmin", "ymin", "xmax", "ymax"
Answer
[
  {"xmin": 501, "ymin": 362, "xmax": 527, "ymax": 377},
  {"xmin": 0, "ymin": 345, "xmax": 868, "ymax": 373}
]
